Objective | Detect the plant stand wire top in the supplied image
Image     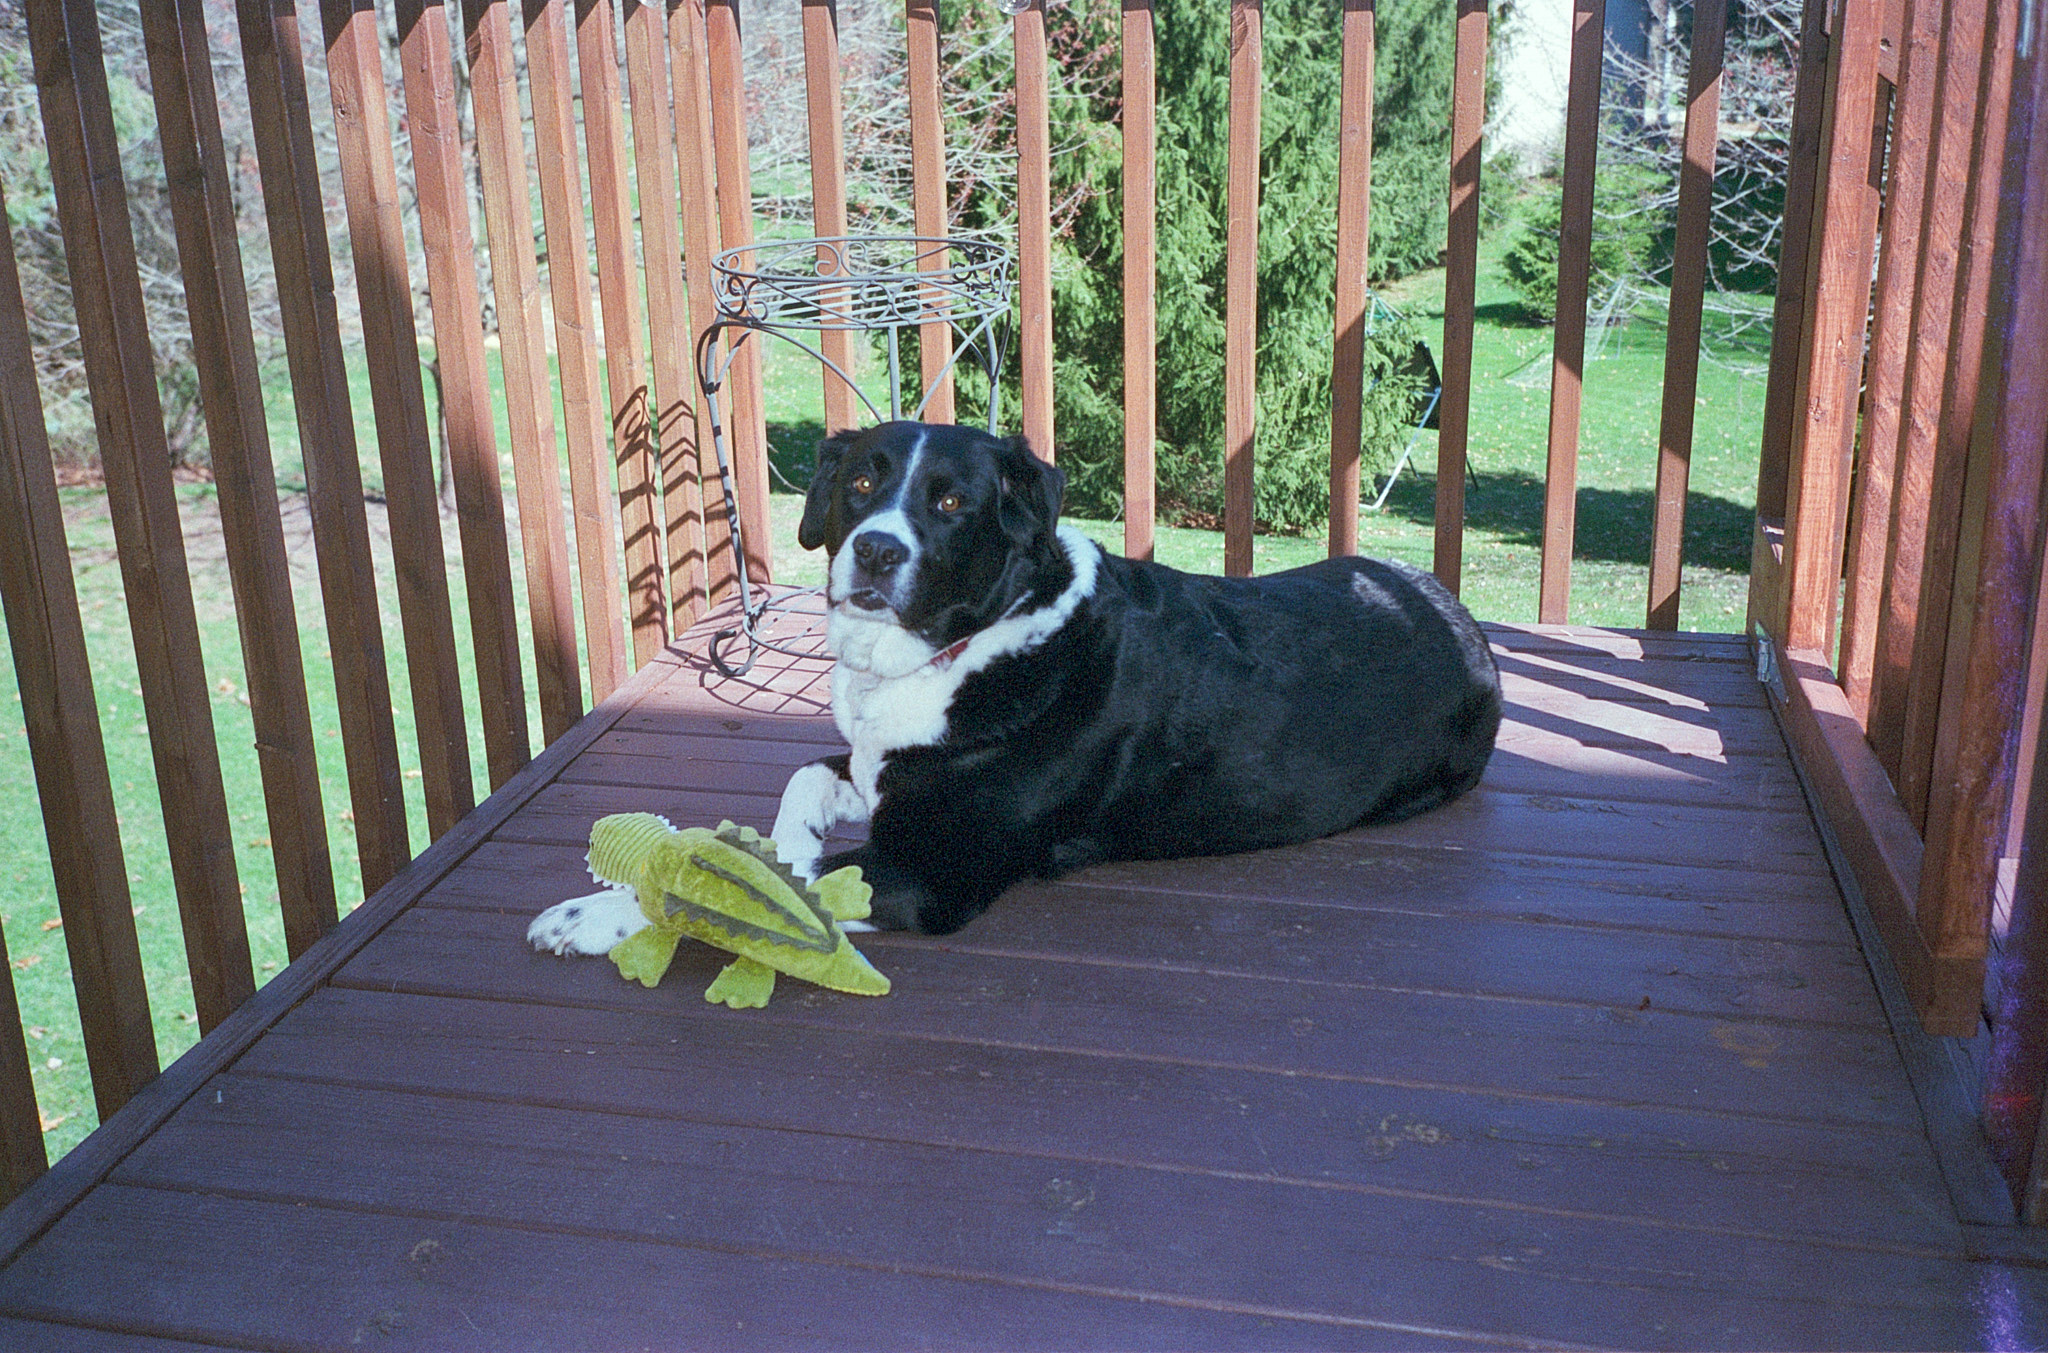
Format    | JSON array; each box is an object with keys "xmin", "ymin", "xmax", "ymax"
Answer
[{"xmin": 695, "ymin": 234, "xmax": 1016, "ymax": 677}]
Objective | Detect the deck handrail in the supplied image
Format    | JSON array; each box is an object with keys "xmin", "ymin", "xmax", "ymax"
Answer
[{"xmin": 0, "ymin": 0, "xmax": 2041, "ymax": 1214}]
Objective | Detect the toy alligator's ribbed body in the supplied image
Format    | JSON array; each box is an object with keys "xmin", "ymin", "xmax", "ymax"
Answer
[{"xmin": 586, "ymin": 814, "xmax": 890, "ymax": 1008}]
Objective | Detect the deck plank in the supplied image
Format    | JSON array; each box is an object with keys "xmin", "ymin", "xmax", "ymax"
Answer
[
  {"xmin": 0, "ymin": 1317, "xmax": 239, "ymax": 1350},
  {"xmin": 426, "ymin": 835, "xmax": 1855, "ymax": 944},
  {"xmin": 401, "ymin": 870, "xmax": 1885, "ymax": 1027},
  {"xmin": 0, "ymin": 1182, "xmax": 1431, "ymax": 1351},
  {"xmin": 325, "ymin": 927, "xmax": 1918, "ymax": 1128},
  {"xmin": 125, "ymin": 1065, "xmax": 1957, "ymax": 1255}
]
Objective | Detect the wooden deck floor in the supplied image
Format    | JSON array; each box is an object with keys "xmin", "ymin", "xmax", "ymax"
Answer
[{"xmin": 0, "ymin": 607, "xmax": 2042, "ymax": 1349}]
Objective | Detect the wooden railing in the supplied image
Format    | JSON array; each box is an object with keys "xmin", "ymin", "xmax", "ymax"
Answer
[
  {"xmin": 1747, "ymin": 0, "xmax": 2048, "ymax": 1210},
  {"xmin": 0, "ymin": 0, "xmax": 2037, "ymax": 1216}
]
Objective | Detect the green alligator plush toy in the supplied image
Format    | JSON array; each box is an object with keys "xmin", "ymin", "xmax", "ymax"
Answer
[{"xmin": 584, "ymin": 812, "xmax": 890, "ymax": 1009}]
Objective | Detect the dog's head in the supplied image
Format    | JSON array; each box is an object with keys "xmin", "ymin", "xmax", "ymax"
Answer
[{"xmin": 800, "ymin": 422, "xmax": 1069, "ymax": 653}]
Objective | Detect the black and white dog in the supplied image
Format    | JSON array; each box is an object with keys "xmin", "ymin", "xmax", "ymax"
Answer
[{"xmin": 531, "ymin": 421, "xmax": 1500, "ymax": 953}]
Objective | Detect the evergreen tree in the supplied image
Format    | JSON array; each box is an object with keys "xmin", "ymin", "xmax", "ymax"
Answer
[{"xmin": 931, "ymin": 0, "xmax": 1450, "ymax": 534}]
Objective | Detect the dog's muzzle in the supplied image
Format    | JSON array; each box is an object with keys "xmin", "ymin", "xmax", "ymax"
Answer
[{"xmin": 844, "ymin": 529, "xmax": 912, "ymax": 613}]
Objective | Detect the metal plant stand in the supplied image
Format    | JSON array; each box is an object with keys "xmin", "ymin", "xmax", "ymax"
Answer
[{"xmin": 696, "ymin": 234, "xmax": 1015, "ymax": 677}]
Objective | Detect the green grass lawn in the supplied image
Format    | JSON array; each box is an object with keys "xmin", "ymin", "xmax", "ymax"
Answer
[{"xmin": 0, "ymin": 239, "xmax": 1770, "ymax": 1160}]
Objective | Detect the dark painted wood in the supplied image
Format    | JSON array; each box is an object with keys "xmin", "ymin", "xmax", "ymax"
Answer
[
  {"xmin": 0, "ymin": 1318, "xmax": 236, "ymax": 1350},
  {"xmin": 2, "ymin": 1181, "xmax": 1421, "ymax": 1351},
  {"xmin": 0, "ymin": 621, "xmax": 2019, "ymax": 1349},
  {"xmin": 27, "ymin": 0, "xmax": 255, "ymax": 1032},
  {"xmin": 332, "ymin": 921, "xmax": 1915, "ymax": 1128},
  {"xmin": 100, "ymin": 1073, "xmax": 1988, "ymax": 1349},
  {"xmin": 0, "ymin": 184, "xmax": 156, "ymax": 1128},
  {"xmin": 407, "ymin": 859, "xmax": 1881, "ymax": 1026}
]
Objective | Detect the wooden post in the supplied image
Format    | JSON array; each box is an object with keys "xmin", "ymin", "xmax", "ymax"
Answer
[
  {"xmin": 28, "ymin": 0, "xmax": 256, "ymax": 1030},
  {"xmin": 236, "ymin": 0, "xmax": 410, "ymax": 892},
  {"xmin": 1015, "ymin": 0, "xmax": 1055, "ymax": 458},
  {"xmin": 1223, "ymin": 0, "xmax": 1260, "ymax": 577},
  {"xmin": 1435, "ymin": 0, "xmax": 1486, "ymax": 594},
  {"xmin": 320, "ymin": 0, "xmax": 477, "ymax": 842},
  {"xmin": 1645, "ymin": 0, "xmax": 1725, "ymax": 630},
  {"xmin": 1327, "ymin": 0, "xmax": 1374, "ymax": 561},
  {"xmin": 1987, "ymin": 20, "xmax": 2048, "ymax": 1191},
  {"xmin": 1123, "ymin": 0, "xmax": 1157, "ymax": 560},
  {"xmin": 463, "ymin": 0, "xmax": 583, "ymax": 745},
  {"xmin": 393, "ymin": 0, "xmax": 530, "ymax": 790},
  {"xmin": 1537, "ymin": 0, "xmax": 1605, "ymax": 625}
]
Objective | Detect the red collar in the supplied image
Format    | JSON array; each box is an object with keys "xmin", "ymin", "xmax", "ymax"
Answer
[
  {"xmin": 930, "ymin": 634, "xmax": 975, "ymax": 670},
  {"xmin": 927, "ymin": 592, "xmax": 1034, "ymax": 671}
]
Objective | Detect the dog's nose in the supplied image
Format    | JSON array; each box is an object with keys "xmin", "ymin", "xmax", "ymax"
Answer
[{"xmin": 851, "ymin": 531, "xmax": 910, "ymax": 574}]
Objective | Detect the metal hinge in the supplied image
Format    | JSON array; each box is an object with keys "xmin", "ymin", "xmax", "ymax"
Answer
[{"xmin": 1753, "ymin": 623, "xmax": 1787, "ymax": 702}]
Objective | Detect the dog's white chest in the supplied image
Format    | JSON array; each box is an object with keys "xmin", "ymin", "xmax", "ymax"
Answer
[{"xmin": 834, "ymin": 661, "xmax": 956, "ymax": 807}]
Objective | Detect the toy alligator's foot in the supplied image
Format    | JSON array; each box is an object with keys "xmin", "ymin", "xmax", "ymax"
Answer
[
  {"xmin": 705, "ymin": 956, "xmax": 777, "ymax": 1008},
  {"xmin": 528, "ymin": 886, "xmax": 650, "ymax": 956}
]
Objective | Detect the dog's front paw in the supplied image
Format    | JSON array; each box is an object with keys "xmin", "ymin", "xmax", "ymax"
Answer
[
  {"xmin": 527, "ymin": 886, "xmax": 650, "ymax": 956},
  {"xmin": 773, "ymin": 760, "xmax": 861, "ymax": 882}
]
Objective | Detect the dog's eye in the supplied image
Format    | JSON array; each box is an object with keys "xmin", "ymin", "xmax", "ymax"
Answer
[
  {"xmin": 937, "ymin": 493, "xmax": 962, "ymax": 514},
  {"xmin": 851, "ymin": 474, "xmax": 875, "ymax": 496}
]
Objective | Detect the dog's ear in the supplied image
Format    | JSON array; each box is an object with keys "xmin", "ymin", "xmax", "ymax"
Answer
[
  {"xmin": 994, "ymin": 435, "xmax": 1064, "ymax": 539},
  {"xmin": 799, "ymin": 429, "xmax": 861, "ymax": 551}
]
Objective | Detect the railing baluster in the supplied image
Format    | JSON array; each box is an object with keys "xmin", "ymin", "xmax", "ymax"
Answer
[
  {"xmin": 394, "ymin": 0, "xmax": 531, "ymax": 792},
  {"xmin": 801, "ymin": 0, "xmax": 857, "ymax": 435},
  {"xmin": 527, "ymin": 0, "xmax": 631, "ymax": 701},
  {"xmin": 1777, "ymin": 0, "xmax": 1887, "ymax": 660},
  {"xmin": 1646, "ymin": 0, "xmax": 1726, "ymax": 631},
  {"xmin": 1326, "ymin": 0, "xmax": 1374, "ymax": 561},
  {"xmin": 623, "ymin": 0, "xmax": 706, "ymax": 629},
  {"xmin": 0, "ymin": 181, "xmax": 157, "ymax": 1128},
  {"xmin": 906, "ymin": 0, "xmax": 953, "ymax": 424},
  {"xmin": 464, "ymin": 0, "xmax": 585, "ymax": 745},
  {"xmin": 704, "ymin": 0, "xmax": 774, "ymax": 586},
  {"xmin": 1537, "ymin": 0, "xmax": 1604, "ymax": 625},
  {"xmin": 1435, "ymin": 0, "xmax": 1486, "ymax": 594},
  {"xmin": 1015, "ymin": 0, "xmax": 1055, "ymax": 457},
  {"xmin": 1122, "ymin": 0, "xmax": 1157, "ymax": 561},
  {"xmin": 1915, "ymin": 0, "xmax": 2031, "ymax": 1036},
  {"xmin": 670, "ymin": 0, "xmax": 730, "ymax": 607},
  {"xmin": 1910, "ymin": 0, "xmax": 2022, "ymax": 867},
  {"xmin": 140, "ymin": 0, "xmax": 340, "ymax": 952},
  {"xmin": 578, "ymin": 0, "xmax": 669, "ymax": 671},
  {"xmin": 236, "ymin": 0, "xmax": 410, "ymax": 893},
  {"xmin": 1749, "ymin": 0, "xmax": 1831, "ymax": 586},
  {"xmin": 1889, "ymin": 0, "xmax": 1999, "ymax": 816},
  {"xmin": 1223, "ymin": 0, "xmax": 1259, "ymax": 576},
  {"xmin": 28, "ymin": 0, "xmax": 256, "ymax": 1029},
  {"xmin": 320, "ymin": 0, "xmax": 477, "ymax": 842},
  {"xmin": 1841, "ymin": 0, "xmax": 1945, "ymax": 711}
]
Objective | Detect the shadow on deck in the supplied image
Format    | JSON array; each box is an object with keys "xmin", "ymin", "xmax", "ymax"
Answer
[{"xmin": 0, "ymin": 609, "xmax": 2040, "ymax": 1349}]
